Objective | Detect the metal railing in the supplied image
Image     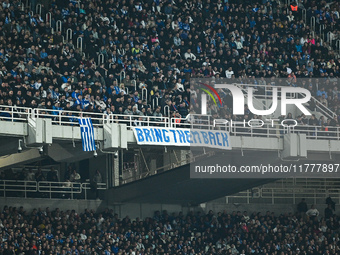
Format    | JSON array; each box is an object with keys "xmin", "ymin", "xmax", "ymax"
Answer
[
  {"xmin": 227, "ymin": 178, "xmax": 340, "ymax": 205},
  {"xmin": 163, "ymin": 105, "xmax": 170, "ymax": 117},
  {"xmin": 302, "ymin": 9, "xmax": 306, "ymax": 24},
  {"xmin": 120, "ymin": 71, "xmax": 126, "ymax": 83},
  {"xmin": 82, "ymin": 182, "xmax": 107, "ymax": 200},
  {"xmin": 38, "ymin": 181, "xmax": 82, "ymax": 199},
  {"xmin": 46, "ymin": 12, "xmax": 52, "ymax": 25},
  {"xmin": 77, "ymin": 37, "xmax": 83, "ymax": 51},
  {"xmin": 171, "ymin": 114, "xmax": 212, "ymax": 130},
  {"xmin": 141, "ymin": 88, "xmax": 147, "ymax": 101},
  {"xmin": 320, "ymin": 24, "xmax": 325, "ymax": 40},
  {"xmin": 0, "ymin": 180, "xmax": 106, "ymax": 200},
  {"xmin": 266, "ymin": 178, "xmax": 340, "ymax": 189},
  {"xmin": 110, "ymin": 114, "xmax": 171, "ymax": 128},
  {"xmin": 327, "ymin": 31, "xmax": 332, "ymax": 45},
  {"xmin": 0, "ymin": 105, "xmax": 340, "ymax": 140},
  {"xmin": 172, "ymin": 114, "xmax": 340, "ymax": 140},
  {"xmin": 56, "ymin": 20, "xmax": 62, "ymax": 32},
  {"xmin": 66, "ymin": 28, "xmax": 72, "ymax": 41},
  {"xmin": 0, "ymin": 180, "xmax": 37, "ymax": 198},
  {"xmin": 0, "ymin": 106, "xmax": 32, "ymax": 122},
  {"xmin": 132, "ymin": 80, "xmax": 137, "ymax": 91},
  {"xmin": 310, "ymin": 16, "xmax": 316, "ymax": 32},
  {"xmin": 235, "ymin": 84, "xmax": 273, "ymax": 115},
  {"xmin": 32, "ymin": 108, "xmax": 109, "ymax": 127},
  {"xmin": 19, "ymin": 1, "xmax": 25, "ymax": 11},
  {"xmin": 152, "ymin": 97, "xmax": 159, "ymax": 109},
  {"xmin": 311, "ymin": 96, "xmax": 337, "ymax": 119},
  {"xmin": 36, "ymin": 4, "xmax": 41, "ymax": 15},
  {"xmin": 98, "ymin": 53, "xmax": 104, "ymax": 66}
]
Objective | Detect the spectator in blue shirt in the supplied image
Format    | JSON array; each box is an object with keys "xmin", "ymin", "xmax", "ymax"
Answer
[{"xmin": 317, "ymin": 87, "xmax": 328, "ymax": 99}]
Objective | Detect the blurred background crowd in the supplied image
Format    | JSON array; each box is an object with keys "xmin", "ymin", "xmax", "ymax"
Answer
[{"xmin": 0, "ymin": 0, "xmax": 338, "ymax": 126}]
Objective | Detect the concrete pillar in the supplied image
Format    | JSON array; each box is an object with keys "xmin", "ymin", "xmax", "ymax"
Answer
[
  {"xmin": 163, "ymin": 149, "xmax": 174, "ymax": 171},
  {"xmin": 113, "ymin": 154, "xmax": 119, "ymax": 187},
  {"xmin": 150, "ymin": 159, "xmax": 157, "ymax": 175}
]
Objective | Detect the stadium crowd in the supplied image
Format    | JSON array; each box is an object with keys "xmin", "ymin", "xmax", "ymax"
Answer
[
  {"xmin": 1, "ymin": 205, "xmax": 340, "ymax": 254},
  {"xmin": 0, "ymin": 165, "xmax": 104, "ymax": 199},
  {"xmin": 0, "ymin": 0, "xmax": 339, "ymax": 128}
]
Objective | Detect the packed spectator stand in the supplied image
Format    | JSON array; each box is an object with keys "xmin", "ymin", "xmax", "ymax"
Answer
[
  {"xmin": 0, "ymin": 0, "xmax": 338, "ymax": 131},
  {"xmin": 1, "ymin": 205, "xmax": 340, "ymax": 254},
  {"xmin": 1, "ymin": 1, "xmax": 340, "ymax": 253}
]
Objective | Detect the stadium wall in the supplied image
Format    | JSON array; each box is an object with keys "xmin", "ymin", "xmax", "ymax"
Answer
[
  {"xmin": 0, "ymin": 197, "xmax": 335, "ymax": 218},
  {"xmin": 0, "ymin": 197, "xmax": 190, "ymax": 218}
]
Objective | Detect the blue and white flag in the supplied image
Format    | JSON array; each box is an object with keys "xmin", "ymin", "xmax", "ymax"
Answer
[{"xmin": 78, "ymin": 118, "xmax": 96, "ymax": 151}]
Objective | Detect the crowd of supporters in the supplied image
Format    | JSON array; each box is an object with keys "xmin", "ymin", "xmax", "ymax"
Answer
[
  {"xmin": 1, "ymin": 203, "xmax": 340, "ymax": 255},
  {"xmin": 0, "ymin": 166, "xmax": 105, "ymax": 199},
  {"xmin": 0, "ymin": 167, "xmax": 60, "ymax": 182},
  {"xmin": 0, "ymin": 0, "xmax": 339, "ymax": 126}
]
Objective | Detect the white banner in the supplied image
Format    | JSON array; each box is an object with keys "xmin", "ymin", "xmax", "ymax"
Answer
[{"xmin": 132, "ymin": 127, "xmax": 231, "ymax": 150}]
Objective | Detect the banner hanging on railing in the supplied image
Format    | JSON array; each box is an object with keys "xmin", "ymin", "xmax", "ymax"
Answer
[
  {"xmin": 79, "ymin": 118, "xmax": 96, "ymax": 151},
  {"xmin": 132, "ymin": 127, "xmax": 231, "ymax": 150}
]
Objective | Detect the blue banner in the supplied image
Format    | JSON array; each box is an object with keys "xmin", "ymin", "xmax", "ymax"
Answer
[{"xmin": 132, "ymin": 127, "xmax": 231, "ymax": 150}]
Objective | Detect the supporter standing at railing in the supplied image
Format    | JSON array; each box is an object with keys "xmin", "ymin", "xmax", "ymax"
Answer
[
  {"xmin": 326, "ymin": 196, "xmax": 336, "ymax": 211},
  {"xmin": 61, "ymin": 179, "xmax": 71, "ymax": 199},
  {"xmin": 64, "ymin": 165, "xmax": 73, "ymax": 182},
  {"xmin": 92, "ymin": 169, "xmax": 102, "ymax": 200},
  {"xmin": 46, "ymin": 167, "xmax": 58, "ymax": 182},
  {"xmin": 153, "ymin": 106, "xmax": 163, "ymax": 125},
  {"xmin": 308, "ymin": 114, "xmax": 319, "ymax": 137},
  {"xmin": 325, "ymin": 204, "xmax": 334, "ymax": 219},
  {"xmin": 69, "ymin": 169, "xmax": 81, "ymax": 183},
  {"xmin": 178, "ymin": 102, "xmax": 188, "ymax": 118},
  {"xmin": 25, "ymin": 169, "xmax": 35, "ymax": 182},
  {"xmin": 297, "ymin": 198, "xmax": 308, "ymax": 220},
  {"xmin": 306, "ymin": 204, "xmax": 320, "ymax": 221},
  {"xmin": 35, "ymin": 167, "xmax": 45, "ymax": 182}
]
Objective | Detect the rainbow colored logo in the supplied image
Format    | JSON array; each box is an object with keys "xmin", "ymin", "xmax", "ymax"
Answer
[{"xmin": 199, "ymin": 83, "xmax": 222, "ymax": 107}]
